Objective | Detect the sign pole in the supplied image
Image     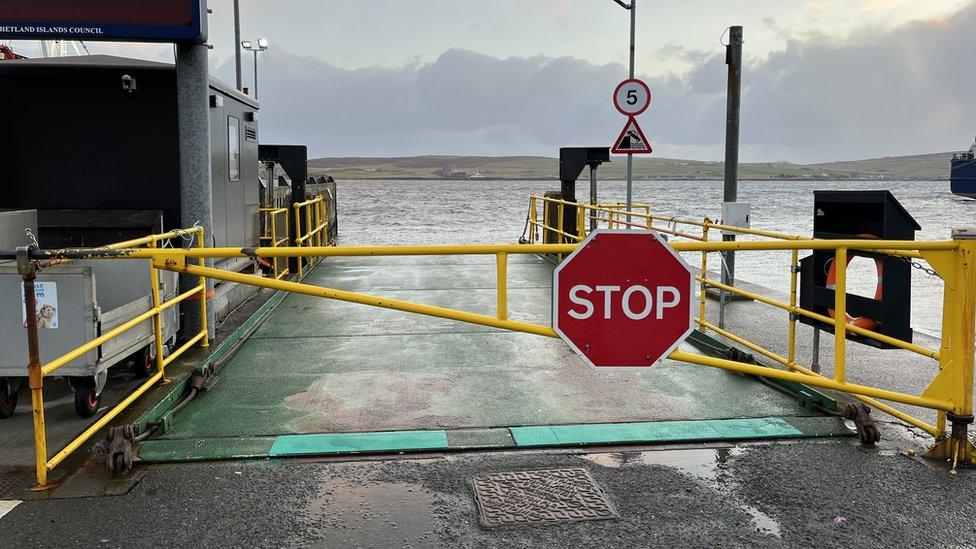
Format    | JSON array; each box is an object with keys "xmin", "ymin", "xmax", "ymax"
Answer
[
  {"xmin": 589, "ymin": 165, "xmax": 599, "ymax": 232},
  {"xmin": 253, "ymin": 49, "xmax": 259, "ymax": 99},
  {"xmin": 722, "ymin": 26, "xmax": 743, "ymax": 289},
  {"xmin": 626, "ymin": 0, "xmax": 636, "ymax": 228}
]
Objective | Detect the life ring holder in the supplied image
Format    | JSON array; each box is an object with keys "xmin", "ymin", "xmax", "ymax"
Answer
[{"xmin": 825, "ymin": 234, "xmax": 883, "ymax": 331}]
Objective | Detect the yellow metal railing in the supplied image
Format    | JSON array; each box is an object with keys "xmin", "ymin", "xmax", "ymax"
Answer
[
  {"xmin": 524, "ymin": 196, "xmax": 975, "ymax": 450},
  {"xmin": 293, "ymin": 195, "xmax": 330, "ymax": 277},
  {"xmin": 600, "ymin": 201, "xmax": 652, "ymax": 230},
  {"xmin": 25, "ymin": 228, "xmax": 209, "ymax": 488},
  {"xmin": 259, "ymin": 207, "xmax": 290, "ymax": 280},
  {"xmin": 61, "ymin": 238, "xmax": 970, "ymax": 419},
  {"xmin": 21, "ymin": 221, "xmax": 976, "ymax": 474},
  {"xmin": 527, "ymin": 195, "xmax": 656, "ymax": 246}
]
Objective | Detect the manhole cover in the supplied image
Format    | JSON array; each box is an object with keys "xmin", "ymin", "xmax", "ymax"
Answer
[{"xmin": 472, "ymin": 468, "xmax": 618, "ymax": 528}]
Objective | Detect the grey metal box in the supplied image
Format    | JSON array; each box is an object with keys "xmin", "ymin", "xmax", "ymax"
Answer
[
  {"xmin": 0, "ymin": 260, "xmax": 179, "ymax": 378},
  {"xmin": 720, "ymin": 202, "xmax": 751, "ymax": 235},
  {"xmin": 0, "ymin": 210, "xmax": 38, "ymax": 249}
]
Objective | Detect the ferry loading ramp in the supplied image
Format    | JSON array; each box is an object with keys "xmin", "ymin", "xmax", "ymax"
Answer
[
  {"xmin": 134, "ymin": 252, "xmax": 849, "ymax": 462},
  {"xmin": 3, "ymin": 249, "xmax": 974, "ymax": 549}
]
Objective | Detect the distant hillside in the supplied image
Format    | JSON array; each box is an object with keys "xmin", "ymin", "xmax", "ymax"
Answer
[
  {"xmin": 308, "ymin": 152, "xmax": 955, "ymax": 181},
  {"xmin": 807, "ymin": 152, "xmax": 954, "ymax": 180},
  {"xmin": 308, "ymin": 155, "xmax": 556, "ymax": 180}
]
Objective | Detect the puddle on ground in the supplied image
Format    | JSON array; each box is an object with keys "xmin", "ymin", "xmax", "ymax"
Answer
[
  {"xmin": 582, "ymin": 448, "xmax": 782, "ymax": 538},
  {"xmin": 303, "ymin": 478, "xmax": 438, "ymax": 547}
]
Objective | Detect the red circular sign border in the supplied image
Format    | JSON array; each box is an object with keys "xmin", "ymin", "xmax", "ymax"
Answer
[{"xmin": 612, "ymin": 78, "xmax": 652, "ymax": 117}]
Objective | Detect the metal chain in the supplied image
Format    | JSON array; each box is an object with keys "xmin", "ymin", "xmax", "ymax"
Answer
[
  {"xmin": 823, "ymin": 251, "xmax": 940, "ymax": 278},
  {"xmin": 896, "ymin": 255, "xmax": 940, "ymax": 278},
  {"xmin": 23, "ymin": 228, "xmax": 54, "ymax": 271},
  {"xmin": 24, "ymin": 228, "xmax": 38, "ymax": 248}
]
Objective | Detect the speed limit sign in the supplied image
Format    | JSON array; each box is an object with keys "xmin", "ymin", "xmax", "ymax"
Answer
[{"xmin": 613, "ymin": 78, "xmax": 651, "ymax": 116}]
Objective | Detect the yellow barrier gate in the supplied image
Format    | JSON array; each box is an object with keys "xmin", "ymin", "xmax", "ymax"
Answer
[
  {"xmin": 526, "ymin": 197, "xmax": 976, "ymax": 467},
  {"xmin": 10, "ymin": 216, "xmax": 976, "ymax": 487},
  {"xmin": 16, "ymin": 228, "xmax": 209, "ymax": 488}
]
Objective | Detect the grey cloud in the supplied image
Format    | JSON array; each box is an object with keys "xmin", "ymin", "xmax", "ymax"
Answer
[
  {"xmin": 740, "ymin": 3, "xmax": 976, "ymax": 161},
  {"xmin": 657, "ymin": 43, "xmax": 710, "ymax": 66},
  {"xmin": 219, "ymin": 2, "xmax": 976, "ymax": 162},
  {"xmin": 218, "ymin": 47, "xmax": 626, "ymax": 157}
]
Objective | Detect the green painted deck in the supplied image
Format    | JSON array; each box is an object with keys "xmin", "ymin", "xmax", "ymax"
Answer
[{"xmin": 140, "ymin": 254, "xmax": 847, "ymax": 461}]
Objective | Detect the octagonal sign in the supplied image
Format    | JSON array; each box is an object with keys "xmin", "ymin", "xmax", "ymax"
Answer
[{"xmin": 552, "ymin": 229, "xmax": 695, "ymax": 369}]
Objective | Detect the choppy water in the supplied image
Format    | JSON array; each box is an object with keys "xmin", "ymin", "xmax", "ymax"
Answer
[{"xmin": 335, "ymin": 179, "xmax": 974, "ymax": 336}]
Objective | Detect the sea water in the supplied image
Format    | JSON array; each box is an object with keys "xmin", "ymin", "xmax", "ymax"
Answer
[{"xmin": 335, "ymin": 179, "xmax": 973, "ymax": 336}]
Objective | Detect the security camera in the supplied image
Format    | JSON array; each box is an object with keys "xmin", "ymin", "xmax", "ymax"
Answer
[{"xmin": 121, "ymin": 74, "xmax": 137, "ymax": 93}]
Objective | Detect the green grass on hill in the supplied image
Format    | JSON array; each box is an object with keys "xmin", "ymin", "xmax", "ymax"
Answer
[{"xmin": 307, "ymin": 152, "xmax": 955, "ymax": 181}]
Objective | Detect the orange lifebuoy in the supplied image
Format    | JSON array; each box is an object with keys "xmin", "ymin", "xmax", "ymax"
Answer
[{"xmin": 826, "ymin": 234, "xmax": 882, "ymax": 331}]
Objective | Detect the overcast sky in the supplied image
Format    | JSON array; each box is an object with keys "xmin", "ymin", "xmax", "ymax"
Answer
[{"xmin": 5, "ymin": 0, "xmax": 975, "ymax": 162}]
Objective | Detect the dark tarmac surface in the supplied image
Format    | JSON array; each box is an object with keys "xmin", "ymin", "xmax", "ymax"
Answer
[{"xmin": 3, "ymin": 434, "xmax": 974, "ymax": 548}]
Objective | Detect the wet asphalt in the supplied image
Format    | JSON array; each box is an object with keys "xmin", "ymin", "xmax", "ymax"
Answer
[{"xmin": 3, "ymin": 431, "xmax": 975, "ymax": 548}]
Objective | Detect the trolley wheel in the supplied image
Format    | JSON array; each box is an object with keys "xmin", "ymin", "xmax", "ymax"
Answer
[
  {"xmin": 133, "ymin": 345, "xmax": 156, "ymax": 378},
  {"xmin": 73, "ymin": 378, "xmax": 101, "ymax": 418},
  {"xmin": 0, "ymin": 380, "xmax": 17, "ymax": 419}
]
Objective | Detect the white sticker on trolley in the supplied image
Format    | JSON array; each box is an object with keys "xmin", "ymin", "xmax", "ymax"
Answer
[
  {"xmin": 0, "ymin": 500, "xmax": 22, "ymax": 522},
  {"xmin": 21, "ymin": 281, "xmax": 59, "ymax": 330}
]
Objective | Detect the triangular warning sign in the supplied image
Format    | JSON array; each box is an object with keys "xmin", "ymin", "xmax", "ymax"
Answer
[{"xmin": 612, "ymin": 117, "xmax": 653, "ymax": 154}]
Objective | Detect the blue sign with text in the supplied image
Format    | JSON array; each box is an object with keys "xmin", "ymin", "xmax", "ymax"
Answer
[{"xmin": 0, "ymin": 0, "xmax": 207, "ymax": 43}]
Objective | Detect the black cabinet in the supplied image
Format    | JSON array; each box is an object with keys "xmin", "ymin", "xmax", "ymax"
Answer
[{"xmin": 798, "ymin": 191, "xmax": 920, "ymax": 348}]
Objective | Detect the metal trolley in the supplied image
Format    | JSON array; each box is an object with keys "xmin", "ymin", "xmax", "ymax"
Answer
[
  {"xmin": 0, "ymin": 259, "xmax": 180, "ymax": 419},
  {"xmin": 0, "ymin": 211, "xmax": 181, "ymax": 419}
]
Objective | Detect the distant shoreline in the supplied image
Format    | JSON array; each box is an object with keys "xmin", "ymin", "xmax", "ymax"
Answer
[{"xmin": 308, "ymin": 151, "xmax": 953, "ymax": 182}]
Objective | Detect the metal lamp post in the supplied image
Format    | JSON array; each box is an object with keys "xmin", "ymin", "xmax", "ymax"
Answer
[
  {"xmin": 241, "ymin": 38, "xmax": 269, "ymax": 100},
  {"xmin": 233, "ymin": 0, "xmax": 242, "ymax": 90},
  {"xmin": 612, "ymin": 0, "xmax": 636, "ymax": 226}
]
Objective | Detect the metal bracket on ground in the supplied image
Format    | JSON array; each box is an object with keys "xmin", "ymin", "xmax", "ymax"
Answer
[
  {"xmin": 106, "ymin": 425, "xmax": 134, "ymax": 475},
  {"xmin": 843, "ymin": 403, "xmax": 881, "ymax": 445},
  {"xmin": 923, "ymin": 414, "xmax": 976, "ymax": 473}
]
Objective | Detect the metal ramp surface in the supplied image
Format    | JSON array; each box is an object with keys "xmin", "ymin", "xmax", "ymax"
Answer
[{"xmin": 137, "ymin": 255, "xmax": 848, "ymax": 461}]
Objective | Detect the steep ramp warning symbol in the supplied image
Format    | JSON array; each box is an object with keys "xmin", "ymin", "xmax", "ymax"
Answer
[{"xmin": 611, "ymin": 117, "xmax": 652, "ymax": 154}]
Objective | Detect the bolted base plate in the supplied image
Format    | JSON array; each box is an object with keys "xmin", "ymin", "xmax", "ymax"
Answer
[{"xmin": 922, "ymin": 436, "xmax": 976, "ymax": 472}]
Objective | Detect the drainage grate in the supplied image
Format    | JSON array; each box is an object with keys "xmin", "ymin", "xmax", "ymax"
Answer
[{"xmin": 472, "ymin": 468, "xmax": 618, "ymax": 528}]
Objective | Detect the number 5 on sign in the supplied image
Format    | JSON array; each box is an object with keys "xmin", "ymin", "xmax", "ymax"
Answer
[{"xmin": 613, "ymin": 78, "xmax": 651, "ymax": 116}]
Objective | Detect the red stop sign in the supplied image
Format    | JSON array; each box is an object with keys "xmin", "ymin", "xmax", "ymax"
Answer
[{"xmin": 552, "ymin": 229, "xmax": 695, "ymax": 368}]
